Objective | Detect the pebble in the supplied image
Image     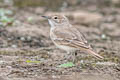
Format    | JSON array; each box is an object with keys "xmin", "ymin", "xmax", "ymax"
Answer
[{"xmin": 11, "ymin": 45, "xmax": 17, "ymax": 48}]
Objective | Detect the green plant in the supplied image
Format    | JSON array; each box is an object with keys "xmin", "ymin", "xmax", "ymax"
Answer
[{"xmin": 0, "ymin": 9, "xmax": 14, "ymax": 27}]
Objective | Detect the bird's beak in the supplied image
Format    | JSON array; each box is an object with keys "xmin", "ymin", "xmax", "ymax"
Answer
[{"xmin": 41, "ymin": 16, "xmax": 51, "ymax": 19}]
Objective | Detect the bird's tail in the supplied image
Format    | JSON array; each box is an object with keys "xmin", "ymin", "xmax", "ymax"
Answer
[{"xmin": 86, "ymin": 49, "xmax": 103, "ymax": 59}]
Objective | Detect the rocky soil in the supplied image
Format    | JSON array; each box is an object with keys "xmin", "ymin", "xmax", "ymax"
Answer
[{"xmin": 0, "ymin": 0, "xmax": 120, "ymax": 80}]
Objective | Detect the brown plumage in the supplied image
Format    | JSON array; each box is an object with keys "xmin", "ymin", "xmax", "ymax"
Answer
[{"xmin": 42, "ymin": 15, "xmax": 103, "ymax": 60}]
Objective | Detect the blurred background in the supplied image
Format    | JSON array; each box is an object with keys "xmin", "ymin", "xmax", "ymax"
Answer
[
  {"xmin": 0, "ymin": 0, "xmax": 120, "ymax": 80},
  {"xmin": 0, "ymin": 0, "xmax": 120, "ymax": 48}
]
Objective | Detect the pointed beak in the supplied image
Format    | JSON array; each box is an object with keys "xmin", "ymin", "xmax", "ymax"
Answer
[{"xmin": 41, "ymin": 16, "xmax": 51, "ymax": 19}]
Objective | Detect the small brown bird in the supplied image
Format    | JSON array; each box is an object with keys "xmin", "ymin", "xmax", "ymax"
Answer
[{"xmin": 42, "ymin": 15, "xmax": 103, "ymax": 60}]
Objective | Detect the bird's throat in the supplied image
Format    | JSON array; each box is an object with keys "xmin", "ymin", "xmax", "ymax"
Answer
[{"xmin": 48, "ymin": 20, "xmax": 54, "ymax": 28}]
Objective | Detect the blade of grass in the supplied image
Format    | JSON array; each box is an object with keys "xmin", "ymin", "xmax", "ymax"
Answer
[{"xmin": 58, "ymin": 62, "xmax": 75, "ymax": 68}]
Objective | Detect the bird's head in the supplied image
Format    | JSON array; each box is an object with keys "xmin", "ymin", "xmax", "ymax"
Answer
[{"xmin": 42, "ymin": 15, "xmax": 69, "ymax": 27}]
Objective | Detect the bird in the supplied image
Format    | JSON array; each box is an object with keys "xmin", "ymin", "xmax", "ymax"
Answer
[{"xmin": 42, "ymin": 14, "xmax": 103, "ymax": 61}]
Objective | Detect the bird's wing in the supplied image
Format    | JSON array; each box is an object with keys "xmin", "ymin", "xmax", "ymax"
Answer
[{"xmin": 52, "ymin": 26, "xmax": 91, "ymax": 49}]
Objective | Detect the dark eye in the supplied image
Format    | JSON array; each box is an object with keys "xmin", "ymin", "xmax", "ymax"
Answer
[{"xmin": 54, "ymin": 17, "xmax": 58, "ymax": 19}]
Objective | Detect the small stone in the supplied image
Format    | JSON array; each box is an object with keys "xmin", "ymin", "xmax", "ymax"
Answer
[
  {"xmin": 20, "ymin": 37, "xmax": 25, "ymax": 41},
  {"xmin": 27, "ymin": 36, "xmax": 32, "ymax": 41},
  {"xmin": 11, "ymin": 45, "xmax": 17, "ymax": 48},
  {"xmin": 8, "ymin": 38, "xmax": 12, "ymax": 40},
  {"xmin": 0, "ymin": 61, "xmax": 4, "ymax": 64},
  {"xmin": 80, "ymin": 60, "xmax": 84, "ymax": 63},
  {"xmin": 101, "ymin": 34, "xmax": 106, "ymax": 39},
  {"xmin": 6, "ymin": 66, "xmax": 12, "ymax": 69}
]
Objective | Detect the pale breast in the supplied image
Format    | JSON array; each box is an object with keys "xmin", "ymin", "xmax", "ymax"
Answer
[{"xmin": 50, "ymin": 30, "xmax": 76, "ymax": 52}]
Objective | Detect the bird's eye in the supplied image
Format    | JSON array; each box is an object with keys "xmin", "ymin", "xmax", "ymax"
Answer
[{"xmin": 54, "ymin": 17, "xmax": 58, "ymax": 19}]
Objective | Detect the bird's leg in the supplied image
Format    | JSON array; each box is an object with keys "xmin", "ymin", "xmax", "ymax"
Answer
[
  {"xmin": 72, "ymin": 51, "xmax": 78, "ymax": 63},
  {"xmin": 64, "ymin": 51, "xmax": 78, "ymax": 62},
  {"xmin": 64, "ymin": 52, "xmax": 74, "ymax": 61},
  {"xmin": 64, "ymin": 52, "xmax": 70, "ymax": 60},
  {"xmin": 75, "ymin": 51, "xmax": 78, "ymax": 56}
]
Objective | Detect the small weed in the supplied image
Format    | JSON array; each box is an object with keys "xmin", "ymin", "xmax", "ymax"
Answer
[{"xmin": 0, "ymin": 9, "xmax": 14, "ymax": 27}]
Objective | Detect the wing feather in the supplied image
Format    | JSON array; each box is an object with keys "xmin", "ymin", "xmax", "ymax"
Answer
[{"xmin": 51, "ymin": 26, "xmax": 91, "ymax": 49}]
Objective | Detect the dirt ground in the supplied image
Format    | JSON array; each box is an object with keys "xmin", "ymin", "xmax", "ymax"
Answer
[{"xmin": 0, "ymin": 0, "xmax": 120, "ymax": 80}]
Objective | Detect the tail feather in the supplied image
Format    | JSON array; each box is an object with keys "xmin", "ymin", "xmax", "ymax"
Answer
[{"xmin": 86, "ymin": 49, "xmax": 103, "ymax": 59}]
